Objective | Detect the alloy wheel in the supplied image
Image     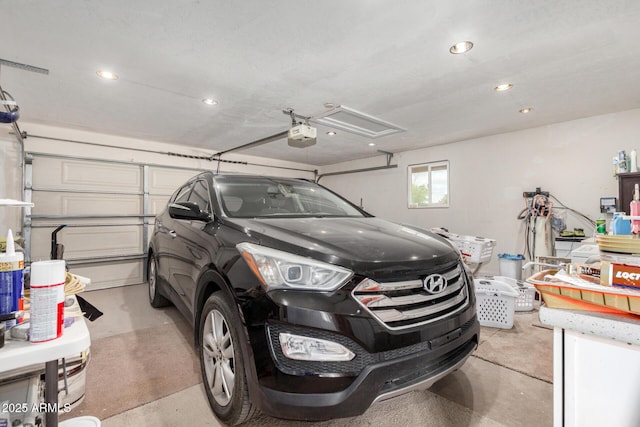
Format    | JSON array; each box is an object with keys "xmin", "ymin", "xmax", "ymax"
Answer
[{"xmin": 202, "ymin": 309, "xmax": 236, "ymax": 406}]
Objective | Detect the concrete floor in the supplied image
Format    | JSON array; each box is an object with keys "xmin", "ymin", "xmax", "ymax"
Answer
[{"xmin": 80, "ymin": 283, "xmax": 553, "ymax": 427}]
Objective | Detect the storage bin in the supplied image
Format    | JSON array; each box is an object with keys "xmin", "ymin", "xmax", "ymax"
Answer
[
  {"xmin": 498, "ymin": 253, "xmax": 524, "ymax": 280},
  {"xmin": 474, "ymin": 278, "xmax": 520, "ymax": 328}
]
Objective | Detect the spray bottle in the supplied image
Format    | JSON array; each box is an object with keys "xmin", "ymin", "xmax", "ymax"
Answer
[
  {"xmin": 0, "ymin": 230, "xmax": 25, "ymax": 320},
  {"xmin": 631, "ymin": 184, "xmax": 640, "ymax": 235}
]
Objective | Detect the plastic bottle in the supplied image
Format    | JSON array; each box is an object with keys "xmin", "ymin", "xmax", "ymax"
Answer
[
  {"xmin": 29, "ymin": 259, "xmax": 66, "ymax": 342},
  {"xmin": 632, "ymin": 184, "xmax": 640, "ymax": 235},
  {"xmin": 618, "ymin": 150, "xmax": 628, "ymax": 173},
  {"xmin": 0, "ymin": 229, "xmax": 25, "ymax": 316},
  {"xmin": 612, "ymin": 212, "xmax": 632, "ymax": 235}
]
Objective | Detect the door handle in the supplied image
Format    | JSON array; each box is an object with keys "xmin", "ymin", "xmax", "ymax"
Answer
[{"xmin": 169, "ymin": 230, "xmax": 177, "ymax": 238}]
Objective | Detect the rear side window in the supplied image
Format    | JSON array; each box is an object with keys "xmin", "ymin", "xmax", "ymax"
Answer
[
  {"xmin": 173, "ymin": 184, "xmax": 192, "ymax": 204},
  {"xmin": 189, "ymin": 180, "xmax": 212, "ymax": 214}
]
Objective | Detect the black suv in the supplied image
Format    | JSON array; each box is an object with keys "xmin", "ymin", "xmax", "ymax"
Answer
[{"xmin": 148, "ymin": 172, "xmax": 479, "ymax": 425}]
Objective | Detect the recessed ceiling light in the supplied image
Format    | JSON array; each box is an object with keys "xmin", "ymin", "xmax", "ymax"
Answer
[
  {"xmin": 202, "ymin": 98, "xmax": 218, "ymax": 106},
  {"xmin": 326, "ymin": 131, "xmax": 337, "ymax": 136},
  {"xmin": 324, "ymin": 102, "xmax": 336, "ymax": 109},
  {"xmin": 96, "ymin": 70, "xmax": 118, "ymax": 80},
  {"xmin": 495, "ymin": 83, "xmax": 513, "ymax": 92},
  {"xmin": 368, "ymin": 142, "xmax": 376, "ymax": 147},
  {"xmin": 519, "ymin": 107, "xmax": 533, "ymax": 114},
  {"xmin": 449, "ymin": 41, "xmax": 474, "ymax": 54}
]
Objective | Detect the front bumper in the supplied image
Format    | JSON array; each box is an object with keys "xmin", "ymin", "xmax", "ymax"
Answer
[{"xmin": 252, "ymin": 315, "xmax": 479, "ymax": 421}]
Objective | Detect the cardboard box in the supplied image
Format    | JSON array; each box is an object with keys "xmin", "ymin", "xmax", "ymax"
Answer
[{"xmin": 608, "ymin": 263, "xmax": 640, "ymax": 290}]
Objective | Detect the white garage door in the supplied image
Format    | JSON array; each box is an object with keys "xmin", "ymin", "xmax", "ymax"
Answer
[{"xmin": 25, "ymin": 153, "xmax": 205, "ymax": 290}]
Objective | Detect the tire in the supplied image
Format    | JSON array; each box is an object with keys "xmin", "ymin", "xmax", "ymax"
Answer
[
  {"xmin": 148, "ymin": 253, "xmax": 170, "ymax": 308},
  {"xmin": 199, "ymin": 292, "xmax": 257, "ymax": 425}
]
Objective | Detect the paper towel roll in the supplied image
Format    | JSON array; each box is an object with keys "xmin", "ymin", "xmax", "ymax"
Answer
[{"xmin": 29, "ymin": 260, "xmax": 66, "ymax": 342}]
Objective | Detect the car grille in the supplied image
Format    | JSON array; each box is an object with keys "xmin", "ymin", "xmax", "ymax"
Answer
[{"xmin": 352, "ymin": 261, "xmax": 469, "ymax": 330}]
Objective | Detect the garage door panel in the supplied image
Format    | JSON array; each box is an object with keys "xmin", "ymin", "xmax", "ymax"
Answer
[
  {"xmin": 28, "ymin": 154, "xmax": 207, "ymax": 290},
  {"xmin": 72, "ymin": 260, "xmax": 144, "ymax": 291},
  {"xmin": 30, "ymin": 225, "xmax": 142, "ymax": 261},
  {"xmin": 32, "ymin": 192, "xmax": 142, "ymax": 216},
  {"xmin": 149, "ymin": 195, "xmax": 170, "ymax": 215},
  {"xmin": 148, "ymin": 167, "xmax": 200, "ymax": 194},
  {"xmin": 33, "ymin": 158, "xmax": 142, "ymax": 192}
]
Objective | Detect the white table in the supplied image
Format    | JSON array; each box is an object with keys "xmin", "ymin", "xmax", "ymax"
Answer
[
  {"xmin": 0, "ymin": 309, "xmax": 91, "ymax": 426},
  {"xmin": 539, "ymin": 306, "xmax": 640, "ymax": 427}
]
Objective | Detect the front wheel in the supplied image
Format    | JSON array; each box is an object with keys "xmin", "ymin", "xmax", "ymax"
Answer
[{"xmin": 199, "ymin": 292, "xmax": 256, "ymax": 425}]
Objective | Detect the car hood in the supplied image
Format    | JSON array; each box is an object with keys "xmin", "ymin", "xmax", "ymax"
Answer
[{"xmin": 228, "ymin": 217, "xmax": 459, "ymax": 276}]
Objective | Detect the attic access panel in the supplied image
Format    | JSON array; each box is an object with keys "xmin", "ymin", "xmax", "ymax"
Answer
[{"xmin": 311, "ymin": 105, "xmax": 406, "ymax": 139}]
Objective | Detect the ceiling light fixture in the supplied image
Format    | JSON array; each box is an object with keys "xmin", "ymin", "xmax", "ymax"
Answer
[
  {"xmin": 202, "ymin": 98, "xmax": 218, "ymax": 106},
  {"xmin": 495, "ymin": 83, "xmax": 513, "ymax": 92},
  {"xmin": 96, "ymin": 70, "xmax": 118, "ymax": 80},
  {"xmin": 368, "ymin": 142, "xmax": 376, "ymax": 147},
  {"xmin": 449, "ymin": 41, "xmax": 474, "ymax": 54},
  {"xmin": 519, "ymin": 107, "xmax": 533, "ymax": 114},
  {"xmin": 326, "ymin": 131, "xmax": 337, "ymax": 136}
]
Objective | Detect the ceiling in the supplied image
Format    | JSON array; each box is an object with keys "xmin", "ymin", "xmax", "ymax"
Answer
[{"xmin": 2, "ymin": 1, "xmax": 640, "ymax": 166}]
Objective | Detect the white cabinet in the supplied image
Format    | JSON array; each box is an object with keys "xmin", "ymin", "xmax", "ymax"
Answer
[{"xmin": 540, "ymin": 307, "xmax": 640, "ymax": 427}]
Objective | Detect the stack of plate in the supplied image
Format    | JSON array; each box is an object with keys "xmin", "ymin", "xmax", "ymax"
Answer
[{"xmin": 596, "ymin": 235, "xmax": 640, "ymax": 254}]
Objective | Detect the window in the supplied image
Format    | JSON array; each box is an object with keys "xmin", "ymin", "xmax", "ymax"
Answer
[
  {"xmin": 173, "ymin": 183, "xmax": 192, "ymax": 204},
  {"xmin": 408, "ymin": 161, "xmax": 449, "ymax": 208},
  {"xmin": 189, "ymin": 180, "xmax": 212, "ymax": 214},
  {"xmin": 216, "ymin": 177, "xmax": 365, "ymax": 218}
]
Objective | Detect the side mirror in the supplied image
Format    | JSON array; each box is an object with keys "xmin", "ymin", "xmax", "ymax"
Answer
[{"xmin": 169, "ymin": 202, "xmax": 211, "ymax": 222}]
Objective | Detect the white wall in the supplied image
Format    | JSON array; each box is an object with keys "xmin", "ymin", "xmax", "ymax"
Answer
[
  {"xmin": 0, "ymin": 122, "xmax": 316, "ymax": 237},
  {"xmin": 3, "ymin": 109, "xmax": 639, "ymax": 275},
  {"xmin": 0, "ymin": 127, "xmax": 24, "ymax": 236},
  {"xmin": 319, "ymin": 109, "xmax": 640, "ymax": 274}
]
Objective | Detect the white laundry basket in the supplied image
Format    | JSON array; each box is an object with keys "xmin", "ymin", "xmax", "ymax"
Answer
[
  {"xmin": 473, "ymin": 278, "xmax": 520, "ymax": 329},
  {"xmin": 478, "ymin": 275, "xmax": 537, "ymax": 312},
  {"xmin": 430, "ymin": 229, "xmax": 496, "ymax": 264}
]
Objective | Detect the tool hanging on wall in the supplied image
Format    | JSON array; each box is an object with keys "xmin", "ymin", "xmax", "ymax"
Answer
[
  {"xmin": 518, "ymin": 189, "xmax": 597, "ymax": 261},
  {"xmin": 518, "ymin": 188, "xmax": 554, "ymax": 261}
]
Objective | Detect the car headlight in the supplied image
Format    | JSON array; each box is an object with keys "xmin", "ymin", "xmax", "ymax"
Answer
[{"xmin": 236, "ymin": 242, "xmax": 353, "ymax": 291}]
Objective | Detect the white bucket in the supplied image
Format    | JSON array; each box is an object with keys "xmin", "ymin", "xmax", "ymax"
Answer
[
  {"xmin": 59, "ymin": 416, "xmax": 101, "ymax": 427},
  {"xmin": 498, "ymin": 254, "xmax": 524, "ymax": 281}
]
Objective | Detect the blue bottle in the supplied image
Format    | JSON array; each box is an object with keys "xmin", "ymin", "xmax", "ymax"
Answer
[{"xmin": 612, "ymin": 212, "xmax": 632, "ymax": 235}]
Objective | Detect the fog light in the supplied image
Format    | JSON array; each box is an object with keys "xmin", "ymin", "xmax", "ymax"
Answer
[{"xmin": 279, "ymin": 333, "xmax": 355, "ymax": 361}]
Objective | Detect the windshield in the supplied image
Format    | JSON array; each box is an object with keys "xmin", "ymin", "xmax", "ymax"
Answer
[{"xmin": 215, "ymin": 176, "xmax": 366, "ymax": 218}]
